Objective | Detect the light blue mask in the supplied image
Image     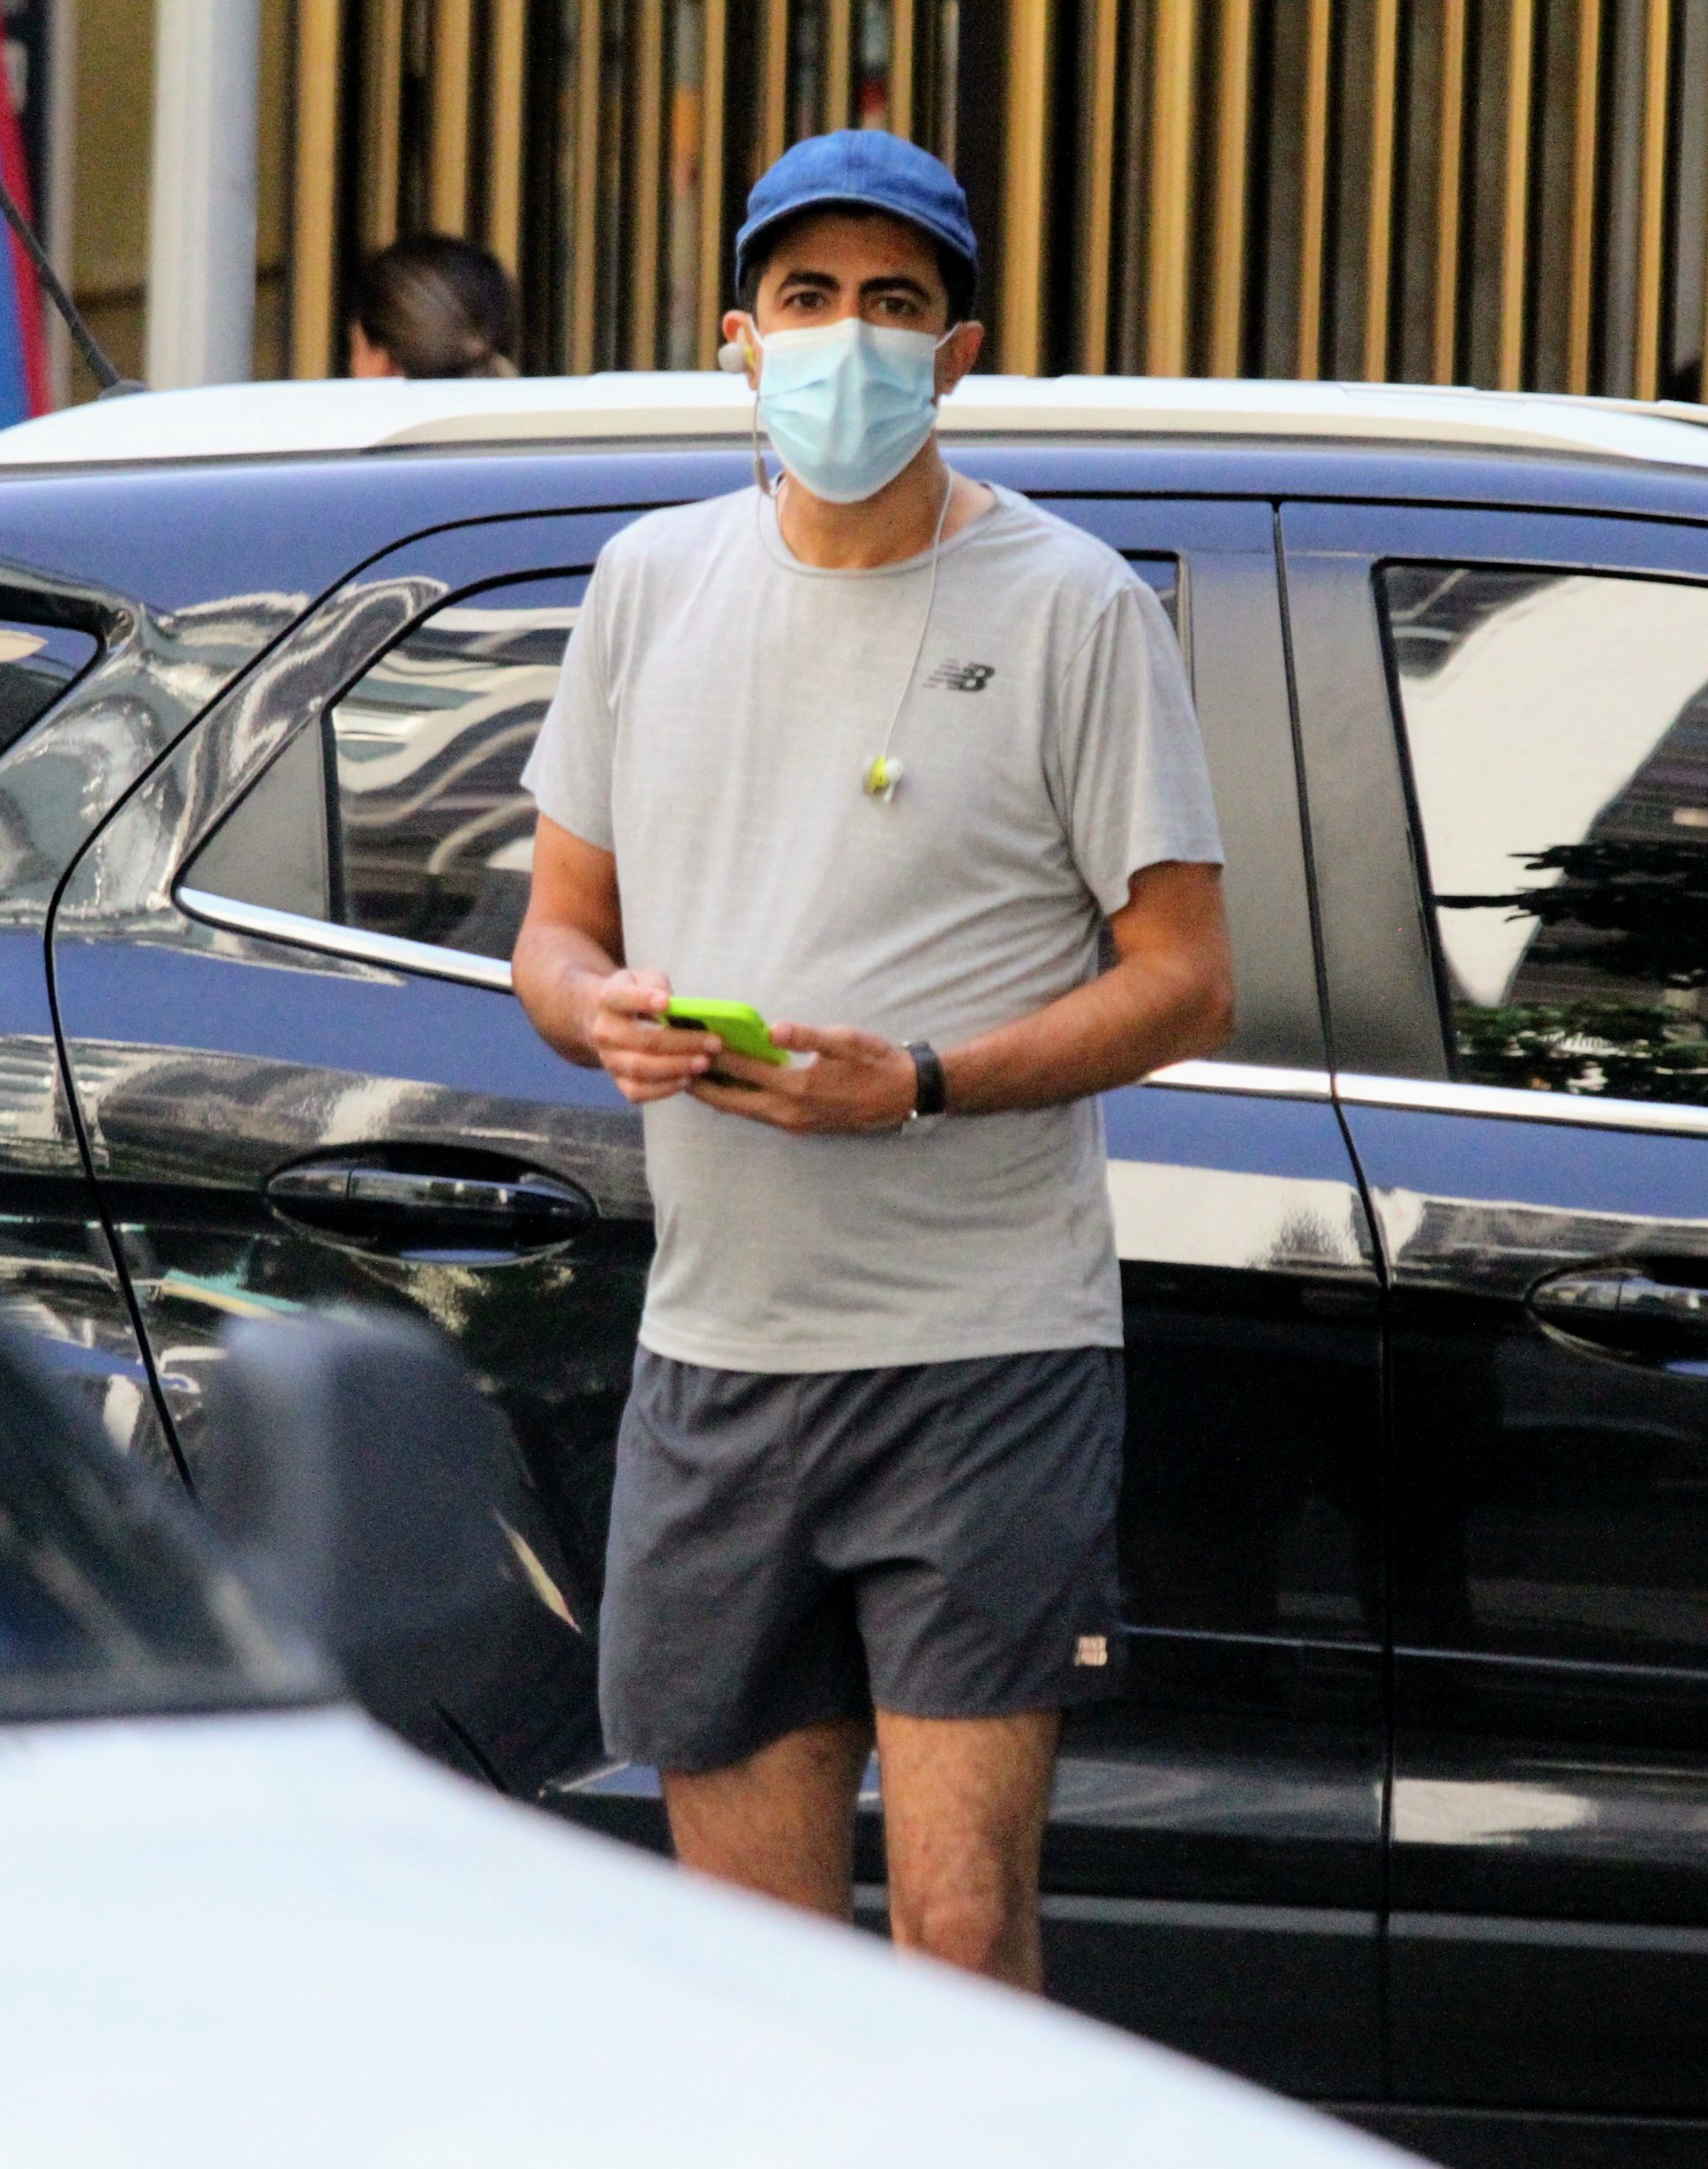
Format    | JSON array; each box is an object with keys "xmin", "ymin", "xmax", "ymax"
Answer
[{"xmin": 756, "ymin": 318, "xmax": 952, "ymax": 504}]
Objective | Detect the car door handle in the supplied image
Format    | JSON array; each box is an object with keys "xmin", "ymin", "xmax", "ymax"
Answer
[
  {"xmin": 1530, "ymin": 1268, "xmax": 1708, "ymax": 1352},
  {"xmin": 268, "ymin": 1158, "xmax": 595, "ymax": 1252}
]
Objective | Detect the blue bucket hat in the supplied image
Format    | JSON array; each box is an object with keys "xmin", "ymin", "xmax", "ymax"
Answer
[{"xmin": 734, "ymin": 131, "xmax": 979, "ymax": 299}]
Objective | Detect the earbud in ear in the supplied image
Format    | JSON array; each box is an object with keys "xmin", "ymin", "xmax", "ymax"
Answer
[{"xmin": 718, "ymin": 340, "xmax": 749, "ymax": 373}]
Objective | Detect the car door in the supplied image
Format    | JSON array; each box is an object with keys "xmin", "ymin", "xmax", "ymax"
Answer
[{"xmin": 1284, "ymin": 495, "xmax": 1708, "ymax": 2116}]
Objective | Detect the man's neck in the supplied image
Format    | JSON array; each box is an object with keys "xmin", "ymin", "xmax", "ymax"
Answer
[{"xmin": 774, "ymin": 440, "xmax": 991, "ymax": 569}]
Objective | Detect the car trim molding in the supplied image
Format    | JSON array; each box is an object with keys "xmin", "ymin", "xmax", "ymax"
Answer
[
  {"xmin": 174, "ymin": 896, "xmax": 1342, "ymax": 1102},
  {"xmin": 176, "ymin": 887, "xmax": 515, "ymax": 993},
  {"xmin": 1336, "ymin": 1070, "xmax": 1708, "ymax": 1141},
  {"xmin": 1146, "ymin": 1058, "xmax": 1332, "ymax": 1098}
]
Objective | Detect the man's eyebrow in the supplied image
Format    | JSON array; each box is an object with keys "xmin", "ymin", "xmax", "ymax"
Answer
[
  {"xmin": 774, "ymin": 267, "xmax": 840, "ymax": 290},
  {"xmin": 860, "ymin": 274, "xmax": 933, "ymax": 300}
]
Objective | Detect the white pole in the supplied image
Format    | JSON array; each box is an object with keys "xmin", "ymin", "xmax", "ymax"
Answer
[
  {"xmin": 46, "ymin": 0, "xmax": 78, "ymax": 408},
  {"xmin": 146, "ymin": 0, "xmax": 261, "ymax": 388}
]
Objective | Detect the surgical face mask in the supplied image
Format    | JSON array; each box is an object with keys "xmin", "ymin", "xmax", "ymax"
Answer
[{"xmin": 754, "ymin": 317, "xmax": 953, "ymax": 504}]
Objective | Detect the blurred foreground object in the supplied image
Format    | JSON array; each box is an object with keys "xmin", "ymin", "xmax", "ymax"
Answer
[{"xmin": 0, "ymin": 1308, "xmax": 1422, "ymax": 2168}]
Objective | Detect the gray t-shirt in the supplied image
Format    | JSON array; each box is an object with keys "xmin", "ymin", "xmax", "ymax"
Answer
[{"xmin": 523, "ymin": 481, "xmax": 1223, "ymax": 1373}]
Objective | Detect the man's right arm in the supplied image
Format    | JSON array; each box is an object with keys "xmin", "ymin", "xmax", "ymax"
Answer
[{"xmin": 511, "ymin": 814, "xmax": 716, "ymax": 1104}]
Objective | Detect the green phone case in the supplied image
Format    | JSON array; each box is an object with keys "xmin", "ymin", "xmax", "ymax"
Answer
[{"xmin": 663, "ymin": 998, "xmax": 789, "ymax": 1065}]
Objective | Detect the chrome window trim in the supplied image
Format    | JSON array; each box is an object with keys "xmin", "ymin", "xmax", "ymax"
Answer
[
  {"xmin": 1336, "ymin": 1070, "xmax": 1708, "ymax": 1141},
  {"xmin": 171, "ymin": 906, "xmax": 1337, "ymax": 1090},
  {"xmin": 173, "ymin": 899, "xmax": 1350, "ymax": 1111},
  {"xmin": 176, "ymin": 886, "xmax": 515, "ymax": 993},
  {"xmin": 1146, "ymin": 1058, "xmax": 1332, "ymax": 1098}
]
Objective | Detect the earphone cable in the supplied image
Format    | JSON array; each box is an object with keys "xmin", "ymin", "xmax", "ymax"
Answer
[{"xmin": 866, "ymin": 467, "xmax": 955, "ymax": 793}]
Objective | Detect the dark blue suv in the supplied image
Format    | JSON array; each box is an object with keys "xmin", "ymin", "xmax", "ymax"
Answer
[{"xmin": 5, "ymin": 374, "xmax": 1708, "ymax": 2165}]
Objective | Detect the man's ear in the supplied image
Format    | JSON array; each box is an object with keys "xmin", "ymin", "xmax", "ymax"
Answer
[
  {"xmin": 720, "ymin": 309, "xmax": 761, "ymax": 389},
  {"xmin": 936, "ymin": 320, "xmax": 985, "ymax": 398}
]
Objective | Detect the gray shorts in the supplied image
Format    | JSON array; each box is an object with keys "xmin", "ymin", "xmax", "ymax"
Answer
[{"xmin": 598, "ymin": 1345, "xmax": 1127, "ymax": 1774}]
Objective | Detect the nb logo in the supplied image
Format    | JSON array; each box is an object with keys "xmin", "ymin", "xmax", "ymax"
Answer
[
  {"xmin": 1073, "ymin": 1634, "xmax": 1109, "ymax": 1668},
  {"xmin": 927, "ymin": 659, "xmax": 997, "ymax": 692}
]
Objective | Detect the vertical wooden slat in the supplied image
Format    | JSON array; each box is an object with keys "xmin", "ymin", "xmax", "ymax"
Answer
[
  {"xmin": 629, "ymin": 0, "xmax": 667, "ymax": 364},
  {"xmin": 1296, "ymin": 0, "xmax": 1332, "ymax": 379},
  {"xmin": 892, "ymin": 0, "xmax": 916, "ymax": 139},
  {"xmin": 430, "ymin": 0, "xmax": 475, "ymax": 236},
  {"xmin": 1567, "ymin": 0, "xmax": 1602, "ymax": 395},
  {"xmin": 762, "ymin": 0, "xmax": 789, "ymax": 164},
  {"xmin": 1079, "ymin": 0, "xmax": 1120, "ymax": 373},
  {"xmin": 487, "ymin": 0, "xmax": 529, "ymax": 277},
  {"xmin": 1498, "ymin": 0, "xmax": 1535, "ymax": 390},
  {"xmin": 696, "ymin": 0, "xmax": 730, "ymax": 366},
  {"xmin": 1147, "ymin": 0, "xmax": 1198, "ymax": 375},
  {"xmin": 1209, "ymin": 0, "xmax": 1253, "ymax": 378},
  {"xmin": 825, "ymin": 0, "xmax": 854, "ymax": 131},
  {"xmin": 1433, "ymin": 0, "xmax": 1467, "ymax": 382},
  {"xmin": 1364, "ymin": 0, "xmax": 1401, "ymax": 380},
  {"xmin": 291, "ymin": 0, "xmax": 342, "ymax": 377},
  {"xmin": 1001, "ymin": 0, "xmax": 1054, "ymax": 374},
  {"xmin": 572, "ymin": 0, "xmax": 605, "ymax": 373},
  {"xmin": 1634, "ymin": 0, "xmax": 1672, "ymax": 400},
  {"xmin": 1702, "ymin": 70, "xmax": 1708, "ymax": 403},
  {"xmin": 362, "ymin": 0, "xmax": 405, "ymax": 254}
]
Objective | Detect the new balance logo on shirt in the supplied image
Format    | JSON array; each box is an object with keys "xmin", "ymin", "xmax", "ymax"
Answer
[{"xmin": 927, "ymin": 659, "xmax": 997, "ymax": 692}]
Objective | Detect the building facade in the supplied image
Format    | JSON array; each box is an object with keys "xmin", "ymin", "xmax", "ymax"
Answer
[{"xmin": 51, "ymin": 1, "xmax": 1708, "ymax": 402}]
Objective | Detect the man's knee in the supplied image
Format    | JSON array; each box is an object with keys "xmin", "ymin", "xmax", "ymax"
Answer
[{"xmin": 890, "ymin": 1856, "xmax": 1034, "ymax": 1975}]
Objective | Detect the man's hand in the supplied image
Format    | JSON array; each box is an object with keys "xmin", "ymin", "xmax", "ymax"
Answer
[
  {"xmin": 690, "ymin": 1022, "xmax": 917, "ymax": 1133},
  {"xmin": 581, "ymin": 968, "xmax": 720, "ymax": 1104}
]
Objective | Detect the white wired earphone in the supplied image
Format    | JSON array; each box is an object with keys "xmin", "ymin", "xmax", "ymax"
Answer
[{"xmin": 719, "ymin": 330, "xmax": 954, "ymax": 804}]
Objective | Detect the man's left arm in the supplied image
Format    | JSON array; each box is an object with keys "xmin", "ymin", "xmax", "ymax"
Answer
[{"xmin": 688, "ymin": 858, "xmax": 1233, "ymax": 1132}]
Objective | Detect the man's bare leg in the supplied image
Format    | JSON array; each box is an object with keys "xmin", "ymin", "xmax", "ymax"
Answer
[
  {"xmin": 877, "ymin": 1707, "xmax": 1060, "ymax": 1991},
  {"xmin": 662, "ymin": 1714, "xmax": 875, "ymax": 1921}
]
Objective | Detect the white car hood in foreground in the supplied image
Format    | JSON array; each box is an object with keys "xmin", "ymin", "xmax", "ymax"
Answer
[{"xmin": 0, "ymin": 1705, "xmax": 1417, "ymax": 2168}]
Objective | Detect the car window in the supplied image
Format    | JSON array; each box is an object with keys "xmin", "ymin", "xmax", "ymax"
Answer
[
  {"xmin": 0, "ymin": 617, "xmax": 100, "ymax": 757},
  {"xmin": 1381, "ymin": 562, "xmax": 1708, "ymax": 1107},
  {"xmin": 187, "ymin": 558, "xmax": 1178, "ymax": 975},
  {"xmin": 184, "ymin": 575, "xmax": 584, "ymax": 962},
  {"xmin": 326, "ymin": 576, "xmax": 583, "ymax": 960}
]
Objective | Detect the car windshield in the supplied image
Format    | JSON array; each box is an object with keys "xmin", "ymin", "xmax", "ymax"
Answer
[{"xmin": 0, "ymin": 1330, "xmax": 324, "ymax": 1722}]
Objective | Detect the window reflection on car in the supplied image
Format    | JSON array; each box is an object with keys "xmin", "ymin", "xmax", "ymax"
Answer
[{"xmin": 1383, "ymin": 562, "xmax": 1708, "ymax": 1105}]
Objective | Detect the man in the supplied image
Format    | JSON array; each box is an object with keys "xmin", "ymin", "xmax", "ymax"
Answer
[{"xmin": 514, "ymin": 130, "xmax": 1232, "ymax": 1992}]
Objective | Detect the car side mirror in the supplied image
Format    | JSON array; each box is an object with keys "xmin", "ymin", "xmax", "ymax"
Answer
[{"xmin": 202, "ymin": 1309, "xmax": 533, "ymax": 1743}]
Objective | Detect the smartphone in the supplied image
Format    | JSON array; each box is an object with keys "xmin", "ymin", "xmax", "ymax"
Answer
[{"xmin": 662, "ymin": 998, "xmax": 788, "ymax": 1066}]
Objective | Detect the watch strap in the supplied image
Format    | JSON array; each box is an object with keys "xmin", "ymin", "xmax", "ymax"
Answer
[{"xmin": 905, "ymin": 1041, "xmax": 948, "ymax": 1118}]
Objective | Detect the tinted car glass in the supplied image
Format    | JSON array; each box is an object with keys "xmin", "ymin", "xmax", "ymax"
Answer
[
  {"xmin": 184, "ymin": 576, "xmax": 583, "ymax": 960},
  {"xmin": 328, "ymin": 577, "xmax": 582, "ymax": 960},
  {"xmin": 190, "ymin": 555, "xmax": 1179, "ymax": 969},
  {"xmin": 0, "ymin": 618, "xmax": 99, "ymax": 756},
  {"xmin": 1381, "ymin": 562, "xmax": 1708, "ymax": 1104}
]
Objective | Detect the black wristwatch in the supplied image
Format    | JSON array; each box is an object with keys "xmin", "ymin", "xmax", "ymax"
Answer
[{"xmin": 904, "ymin": 1041, "xmax": 948, "ymax": 1121}]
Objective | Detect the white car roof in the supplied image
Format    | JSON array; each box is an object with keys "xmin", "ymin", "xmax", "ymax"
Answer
[
  {"xmin": 3, "ymin": 368, "xmax": 1708, "ymax": 471},
  {"xmin": 0, "ymin": 1704, "xmax": 1419, "ymax": 2167}
]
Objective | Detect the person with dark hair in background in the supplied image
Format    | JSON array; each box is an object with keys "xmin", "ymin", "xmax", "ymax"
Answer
[{"xmin": 349, "ymin": 234, "xmax": 518, "ymax": 380}]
